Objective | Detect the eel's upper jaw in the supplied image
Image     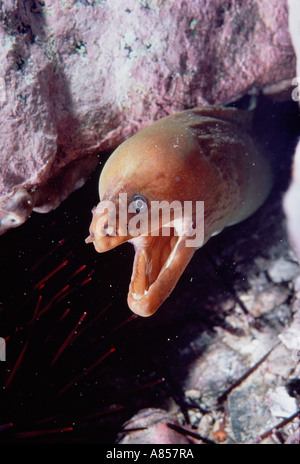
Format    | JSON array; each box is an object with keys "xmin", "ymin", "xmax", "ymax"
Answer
[{"xmin": 127, "ymin": 234, "xmax": 196, "ymax": 317}]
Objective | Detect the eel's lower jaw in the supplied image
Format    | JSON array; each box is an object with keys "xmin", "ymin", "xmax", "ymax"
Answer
[{"xmin": 127, "ymin": 234, "xmax": 197, "ymax": 317}]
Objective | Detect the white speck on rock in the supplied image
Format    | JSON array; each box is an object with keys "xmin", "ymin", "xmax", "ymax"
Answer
[
  {"xmin": 268, "ymin": 386, "xmax": 298, "ymax": 418},
  {"xmin": 267, "ymin": 257, "xmax": 300, "ymax": 283}
]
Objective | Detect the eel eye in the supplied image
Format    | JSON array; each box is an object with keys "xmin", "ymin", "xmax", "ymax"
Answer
[{"xmin": 132, "ymin": 194, "xmax": 148, "ymax": 213}]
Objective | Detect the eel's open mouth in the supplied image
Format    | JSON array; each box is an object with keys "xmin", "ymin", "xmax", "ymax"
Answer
[
  {"xmin": 128, "ymin": 229, "xmax": 196, "ymax": 317},
  {"xmin": 85, "ymin": 206, "xmax": 198, "ymax": 317}
]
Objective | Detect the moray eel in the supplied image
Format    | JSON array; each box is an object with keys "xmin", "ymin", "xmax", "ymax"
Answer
[{"xmin": 86, "ymin": 106, "xmax": 273, "ymax": 317}]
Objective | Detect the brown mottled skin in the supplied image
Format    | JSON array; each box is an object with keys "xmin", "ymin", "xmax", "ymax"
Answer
[{"xmin": 86, "ymin": 106, "xmax": 273, "ymax": 317}]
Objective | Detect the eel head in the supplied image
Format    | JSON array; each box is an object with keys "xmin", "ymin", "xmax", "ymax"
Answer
[{"xmin": 85, "ymin": 123, "xmax": 206, "ymax": 316}]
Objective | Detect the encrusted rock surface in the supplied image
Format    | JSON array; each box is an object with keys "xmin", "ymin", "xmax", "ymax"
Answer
[{"xmin": 0, "ymin": 0, "xmax": 296, "ymax": 232}]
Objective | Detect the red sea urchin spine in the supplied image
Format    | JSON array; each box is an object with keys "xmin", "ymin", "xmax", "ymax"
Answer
[
  {"xmin": 4, "ymin": 342, "xmax": 29, "ymax": 389},
  {"xmin": 50, "ymin": 311, "xmax": 88, "ymax": 366},
  {"xmin": 13, "ymin": 426, "xmax": 74, "ymax": 439},
  {"xmin": 56, "ymin": 347, "xmax": 116, "ymax": 397},
  {"xmin": 33, "ymin": 260, "xmax": 69, "ymax": 291}
]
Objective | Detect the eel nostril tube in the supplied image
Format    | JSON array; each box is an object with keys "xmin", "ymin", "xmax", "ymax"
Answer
[{"xmin": 85, "ymin": 232, "xmax": 95, "ymax": 243}]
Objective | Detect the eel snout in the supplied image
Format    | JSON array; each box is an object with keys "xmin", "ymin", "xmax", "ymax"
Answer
[{"xmin": 85, "ymin": 202, "xmax": 129, "ymax": 253}]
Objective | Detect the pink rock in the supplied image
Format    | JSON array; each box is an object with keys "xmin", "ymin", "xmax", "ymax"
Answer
[
  {"xmin": 0, "ymin": 0, "xmax": 296, "ymax": 233},
  {"xmin": 117, "ymin": 408, "xmax": 196, "ymax": 444}
]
